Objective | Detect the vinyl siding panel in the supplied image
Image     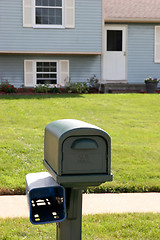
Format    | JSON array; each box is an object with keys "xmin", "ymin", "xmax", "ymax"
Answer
[
  {"xmin": 0, "ymin": 55, "xmax": 24, "ymax": 87},
  {"xmin": 0, "ymin": 55, "xmax": 101, "ymax": 88},
  {"xmin": 0, "ymin": 0, "xmax": 102, "ymax": 53},
  {"xmin": 128, "ymin": 24, "xmax": 160, "ymax": 84}
]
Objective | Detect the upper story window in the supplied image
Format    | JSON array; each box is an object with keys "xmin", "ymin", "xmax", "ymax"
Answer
[
  {"xmin": 35, "ymin": 0, "xmax": 63, "ymax": 27},
  {"xmin": 23, "ymin": 0, "xmax": 75, "ymax": 29}
]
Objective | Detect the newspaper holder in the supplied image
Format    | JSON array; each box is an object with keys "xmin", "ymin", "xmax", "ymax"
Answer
[{"xmin": 26, "ymin": 172, "xmax": 66, "ymax": 225}]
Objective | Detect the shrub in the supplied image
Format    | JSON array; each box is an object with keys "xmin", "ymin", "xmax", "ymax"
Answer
[
  {"xmin": 0, "ymin": 80, "xmax": 17, "ymax": 93},
  {"xmin": 50, "ymin": 86, "xmax": 61, "ymax": 93},
  {"xmin": 66, "ymin": 82, "xmax": 89, "ymax": 94},
  {"xmin": 144, "ymin": 77, "xmax": 160, "ymax": 83},
  {"xmin": 34, "ymin": 84, "xmax": 62, "ymax": 93},
  {"xmin": 87, "ymin": 74, "xmax": 99, "ymax": 90},
  {"xmin": 34, "ymin": 84, "xmax": 50, "ymax": 93}
]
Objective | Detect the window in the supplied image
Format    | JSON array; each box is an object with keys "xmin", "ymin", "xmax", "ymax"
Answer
[
  {"xmin": 107, "ymin": 30, "xmax": 122, "ymax": 51},
  {"xmin": 23, "ymin": 0, "xmax": 75, "ymax": 28},
  {"xmin": 36, "ymin": 61, "xmax": 58, "ymax": 84},
  {"xmin": 24, "ymin": 60, "xmax": 69, "ymax": 87},
  {"xmin": 35, "ymin": 0, "xmax": 63, "ymax": 26}
]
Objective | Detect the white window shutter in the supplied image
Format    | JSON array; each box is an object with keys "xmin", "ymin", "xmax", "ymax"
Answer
[
  {"xmin": 24, "ymin": 60, "xmax": 35, "ymax": 87},
  {"xmin": 23, "ymin": 0, "xmax": 33, "ymax": 27},
  {"xmin": 65, "ymin": 0, "xmax": 75, "ymax": 28},
  {"xmin": 60, "ymin": 60, "xmax": 69, "ymax": 86},
  {"xmin": 155, "ymin": 26, "xmax": 160, "ymax": 63}
]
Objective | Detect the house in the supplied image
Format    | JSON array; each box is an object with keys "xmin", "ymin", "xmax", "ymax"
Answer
[
  {"xmin": 102, "ymin": 0, "xmax": 160, "ymax": 92},
  {"xmin": 1, "ymin": 0, "xmax": 160, "ymax": 92},
  {"xmin": 0, "ymin": 0, "xmax": 102, "ymax": 88}
]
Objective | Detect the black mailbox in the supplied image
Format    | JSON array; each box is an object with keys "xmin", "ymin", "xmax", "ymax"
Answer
[{"xmin": 43, "ymin": 119, "xmax": 112, "ymax": 187}]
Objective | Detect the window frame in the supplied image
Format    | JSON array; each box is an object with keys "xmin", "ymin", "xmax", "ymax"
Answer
[
  {"xmin": 33, "ymin": 0, "xmax": 65, "ymax": 29},
  {"xmin": 35, "ymin": 60, "xmax": 59, "ymax": 85}
]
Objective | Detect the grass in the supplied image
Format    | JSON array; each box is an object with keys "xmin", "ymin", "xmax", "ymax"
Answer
[
  {"xmin": 0, "ymin": 94, "xmax": 160, "ymax": 193},
  {"xmin": 0, "ymin": 213, "xmax": 160, "ymax": 239}
]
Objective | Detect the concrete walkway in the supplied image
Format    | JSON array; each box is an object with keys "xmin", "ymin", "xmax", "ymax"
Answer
[{"xmin": 0, "ymin": 193, "xmax": 160, "ymax": 219}]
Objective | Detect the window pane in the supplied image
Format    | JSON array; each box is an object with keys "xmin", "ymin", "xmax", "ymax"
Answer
[
  {"xmin": 37, "ymin": 62, "xmax": 42, "ymax": 66},
  {"xmin": 55, "ymin": 9, "xmax": 62, "ymax": 24},
  {"xmin": 55, "ymin": 0, "xmax": 62, "ymax": 6},
  {"xmin": 56, "ymin": 8, "xmax": 62, "ymax": 17},
  {"xmin": 49, "ymin": 0, "xmax": 56, "ymax": 6},
  {"xmin": 50, "ymin": 67, "xmax": 56, "ymax": 72},
  {"xmin": 41, "ymin": 0, "xmax": 49, "ymax": 6},
  {"xmin": 48, "ymin": 17, "xmax": 55, "ymax": 24},
  {"xmin": 37, "ymin": 67, "xmax": 43, "ymax": 72},
  {"xmin": 44, "ymin": 62, "xmax": 49, "ymax": 66},
  {"xmin": 36, "ymin": 8, "xmax": 42, "ymax": 16},
  {"xmin": 37, "ymin": 80, "xmax": 57, "ymax": 84},
  {"xmin": 50, "ymin": 62, "xmax": 56, "ymax": 66},
  {"xmin": 36, "ymin": 8, "xmax": 42, "ymax": 24},
  {"xmin": 36, "ymin": 0, "xmax": 42, "ymax": 6},
  {"xmin": 42, "ymin": 8, "xmax": 49, "ymax": 16},
  {"xmin": 49, "ymin": 8, "xmax": 55, "ymax": 16},
  {"xmin": 35, "ymin": 0, "xmax": 62, "ymax": 25},
  {"xmin": 50, "ymin": 74, "xmax": 57, "ymax": 78},
  {"xmin": 41, "ymin": 17, "xmax": 48, "ymax": 24},
  {"xmin": 56, "ymin": 17, "xmax": 62, "ymax": 25},
  {"xmin": 107, "ymin": 30, "xmax": 122, "ymax": 51},
  {"xmin": 36, "ymin": 7, "xmax": 62, "ymax": 25},
  {"xmin": 43, "ymin": 67, "xmax": 49, "ymax": 72},
  {"xmin": 37, "ymin": 74, "xmax": 43, "ymax": 78}
]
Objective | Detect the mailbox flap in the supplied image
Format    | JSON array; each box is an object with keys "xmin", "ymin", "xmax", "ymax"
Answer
[
  {"xmin": 62, "ymin": 136, "xmax": 107, "ymax": 175},
  {"xmin": 71, "ymin": 138, "xmax": 98, "ymax": 149}
]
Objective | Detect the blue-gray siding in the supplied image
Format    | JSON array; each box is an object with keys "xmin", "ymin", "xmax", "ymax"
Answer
[
  {"xmin": 128, "ymin": 24, "xmax": 160, "ymax": 84},
  {"xmin": 0, "ymin": 54, "xmax": 101, "ymax": 88},
  {"xmin": 0, "ymin": 0, "xmax": 102, "ymax": 52}
]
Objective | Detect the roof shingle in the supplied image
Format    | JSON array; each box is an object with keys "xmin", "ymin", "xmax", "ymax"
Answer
[{"xmin": 104, "ymin": 0, "xmax": 160, "ymax": 22}]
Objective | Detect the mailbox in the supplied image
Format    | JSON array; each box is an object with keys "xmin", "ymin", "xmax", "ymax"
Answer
[
  {"xmin": 26, "ymin": 119, "xmax": 112, "ymax": 239},
  {"xmin": 43, "ymin": 119, "xmax": 112, "ymax": 187}
]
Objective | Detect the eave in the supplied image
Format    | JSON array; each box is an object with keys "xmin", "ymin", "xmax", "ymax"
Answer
[
  {"xmin": 0, "ymin": 50, "xmax": 102, "ymax": 55},
  {"xmin": 104, "ymin": 18, "xmax": 160, "ymax": 24}
]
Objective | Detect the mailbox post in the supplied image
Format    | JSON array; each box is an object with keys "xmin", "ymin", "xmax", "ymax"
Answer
[{"xmin": 26, "ymin": 119, "xmax": 112, "ymax": 240}]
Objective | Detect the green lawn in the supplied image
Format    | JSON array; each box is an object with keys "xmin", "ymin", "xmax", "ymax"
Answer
[
  {"xmin": 0, "ymin": 213, "xmax": 160, "ymax": 239},
  {"xmin": 0, "ymin": 94, "xmax": 160, "ymax": 193}
]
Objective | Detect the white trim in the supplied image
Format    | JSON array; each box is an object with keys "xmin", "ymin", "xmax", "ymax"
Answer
[
  {"xmin": 154, "ymin": 26, "xmax": 160, "ymax": 63},
  {"xmin": 33, "ymin": 0, "xmax": 65, "ymax": 29}
]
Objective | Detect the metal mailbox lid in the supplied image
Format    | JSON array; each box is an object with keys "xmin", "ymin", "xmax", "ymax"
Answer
[{"xmin": 62, "ymin": 136, "xmax": 107, "ymax": 174}]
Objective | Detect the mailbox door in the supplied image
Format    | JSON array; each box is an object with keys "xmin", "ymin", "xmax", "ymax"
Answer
[{"xmin": 62, "ymin": 136, "xmax": 107, "ymax": 174}]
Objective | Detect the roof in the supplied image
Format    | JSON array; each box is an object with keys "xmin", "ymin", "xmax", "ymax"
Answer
[{"xmin": 104, "ymin": 0, "xmax": 160, "ymax": 23}]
